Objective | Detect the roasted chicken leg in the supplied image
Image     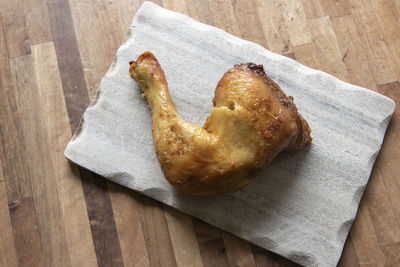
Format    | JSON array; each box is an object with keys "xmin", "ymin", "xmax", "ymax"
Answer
[{"xmin": 129, "ymin": 52, "xmax": 312, "ymax": 196}]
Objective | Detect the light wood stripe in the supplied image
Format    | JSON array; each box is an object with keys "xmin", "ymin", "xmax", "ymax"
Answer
[
  {"xmin": 349, "ymin": 0, "xmax": 397, "ymax": 84},
  {"xmin": 183, "ymin": 0, "xmax": 213, "ymax": 25},
  {"xmin": 31, "ymin": 41, "xmax": 98, "ymax": 267},
  {"xmin": 162, "ymin": 0, "xmax": 189, "ymax": 15},
  {"xmin": 255, "ymin": 0, "xmax": 293, "ymax": 54},
  {"xmin": 293, "ymin": 42, "xmax": 322, "ymax": 71},
  {"xmin": 91, "ymin": 0, "xmax": 124, "ymax": 65},
  {"xmin": 279, "ymin": 0, "xmax": 313, "ymax": 46},
  {"xmin": 0, "ymin": 0, "xmax": 31, "ymax": 57},
  {"xmin": 108, "ymin": 184, "xmax": 151, "ymax": 267},
  {"xmin": 351, "ymin": 203, "xmax": 386, "ymax": 265},
  {"xmin": 301, "ymin": 0, "xmax": 326, "ymax": 20},
  {"xmin": 370, "ymin": 0, "xmax": 400, "ymax": 82},
  {"xmin": 0, "ymin": 13, "xmax": 32, "ymax": 202},
  {"xmin": 317, "ymin": 0, "xmax": 351, "ymax": 18},
  {"xmin": 164, "ymin": 206, "xmax": 204, "ymax": 267},
  {"xmin": 10, "ymin": 53, "xmax": 71, "ymax": 267},
  {"xmin": 331, "ymin": 15, "xmax": 377, "ymax": 90},
  {"xmin": 377, "ymin": 81, "xmax": 400, "ymax": 229},
  {"xmin": 68, "ymin": 0, "xmax": 108, "ymax": 100},
  {"xmin": 308, "ymin": 16, "xmax": 350, "ymax": 81},
  {"xmin": 141, "ymin": 198, "xmax": 177, "ymax": 266},
  {"xmin": 26, "ymin": 0, "xmax": 52, "ymax": 45},
  {"xmin": 231, "ymin": 0, "xmax": 268, "ymax": 47},
  {"xmin": 207, "ymin": 0, "xmax": 240, "ymax": 37},
  {"xmin": 364, "ymin": 165, "xmax": 400, "ymax": 246},
  {"xmin": 116, "ymin": 0, "xmax": 159, "ymax": 37}
]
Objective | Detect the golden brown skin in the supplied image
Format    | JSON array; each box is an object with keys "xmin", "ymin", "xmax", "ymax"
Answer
[{"xmin": 129, "ymin": 52, "xmax": 312, "ymax": 196}]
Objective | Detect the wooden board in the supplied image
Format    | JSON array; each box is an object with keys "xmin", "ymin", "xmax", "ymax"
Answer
[{"xmin": 0, "ymin": 0, "xmax": 399, "ymax": 266}]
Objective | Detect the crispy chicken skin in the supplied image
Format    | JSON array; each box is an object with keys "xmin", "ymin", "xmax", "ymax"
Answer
[{"xmin": 129, "ymin": 52, "xmax": 312, "ymax": 196}]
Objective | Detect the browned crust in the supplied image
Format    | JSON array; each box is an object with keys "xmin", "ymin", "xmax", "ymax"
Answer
[{"xmin": 239, "ymin": 63, "xmax": 312, "ymax": 151}]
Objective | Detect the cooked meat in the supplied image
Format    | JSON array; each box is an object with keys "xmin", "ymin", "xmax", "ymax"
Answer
[{"xmin": 129, "ymin": 52, "xmax": 311, "ymax": 196}]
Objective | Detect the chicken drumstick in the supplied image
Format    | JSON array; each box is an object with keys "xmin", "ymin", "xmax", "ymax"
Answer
[{"xmin": 129, "ymin": 52, "xmax": 311, "ymax": 196}]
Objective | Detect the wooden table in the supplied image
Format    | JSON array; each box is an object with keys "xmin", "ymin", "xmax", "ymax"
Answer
[{"xmin": 0, "ymin": 0, "xmax": 399, "ymax": 266}]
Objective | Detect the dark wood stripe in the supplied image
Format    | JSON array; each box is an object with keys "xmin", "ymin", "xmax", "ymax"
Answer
[
  {"xmin": 337, "ymin": 236, "xmax": 360, "ymax": 267},
  {"xmin": 192, "ymin": 218, "xmax": 230, "ymax": 267},
  {"xmin": 79, "ymin": 169, "xmax": 124, "ymax": 267},
  {"xmin": 251, "ymin": 245, "xmax": 299, "ymax": 267},
  {"xmin": 46, "ymin": 0, "xmax": 124, "ymax": 265},
  {"xmin": 377, "ymin": 81, "xmax": 400, "ymax": 105},
  {"xmin": 9, "ymin": 197, "xmax": 45, "ymax": 267},
  {"xmin": 46, "ymin": 0, "xmax": 90, "ymax": 132}
]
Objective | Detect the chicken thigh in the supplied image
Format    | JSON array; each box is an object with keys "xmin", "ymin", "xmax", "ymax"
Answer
[{"xmin": 129, "ymin": 52, "xmax": 311, "ymax": 196}]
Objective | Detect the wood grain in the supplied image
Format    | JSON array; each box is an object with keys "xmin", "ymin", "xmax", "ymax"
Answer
[
  {"xmin": 280, "ymin": 0, "xmax": 313, "ymax": 46},
  {"xmin": 255, "ymin": 0, "xmax": 293, "ymax": 54},
  {"xmin": 47, "ymin": 0, "xmax": 90, "ymax": 131},
  {"xmin": 80, "ymin": 169, "xmax": 124, "ymax": 267},
  {"xmin": 68, "ymin": 0, "xmax": 108, "ymax": 100},
  {"xmin": 0, "ymin": 0, "xmax": 31, "ymax": 57},
  {"xmin": 370, "ymin": 0, "xmax": 400, "ymax": 83},
  {"xmin": 193, "ymin": 219, "xmax": 230, "ymax": 267},
  {"xmin": 108, "ymin": 184, "xmax": 151, "ymax": 267},
  {"xmin": 0, "ymin": 0, "xmax": 399, "ymax": 266},
  {"xmin": 351, "ymin": 203, "xmax": 386, "ymax": 265},
  {"xmin": 9, "ymin": 197, "xmax": 45, "ymax": 267},
  {"xmin": 331, "ymin": 15, "xmax": 377, "ymax": 90},
  {"xmin": 349, "ymin": 0, "xmax": 397, "ymax": 85},
  {"xmin": 231, "ymin": 0, "xmax": 267, "ymax": 47},
  {"xmin": 207, "ymin": 0, "xmax": 240, "ymax": 37},
  {"xmin": 140, "ymin": 198, "xmax": 177, "ymax": 266},
  {"xmin": 31, "ymin": 42, "xmax": 98, "ymax": 267},
  {"xmin": 318, "ymin": 0, "xmax": 352, "ymax": 18},
  {"xmin": 221, "ymin": 232, "xmax": 256, "ymax": 267},
  {"xmin": 0, "ymin": 13, "xmax": 33, "ymax": 202},
  {"xmin": 301, "ymin": 0, "xmax": 326, "ymax": 19},
  {"xmin": 308, "ymin": 16, "xmax": 350, "ymax": 81},
  {"xmin": 25, "ymin": 0, "xmax": 52, "ymax": 45},
  {"xmin": 0, "ymin": 164, "xmax": 18, "ymax": 267},
  {"xmin": 377, "ymin": 81, "xmax": 400, "ymax": 229},
  {"xmin": 164, "ymin": 206, "xmax": 203, "ymax": 267},
  {"xmin": 337, "ymin": 237, "xmax": 360, "ymax": 267}
]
